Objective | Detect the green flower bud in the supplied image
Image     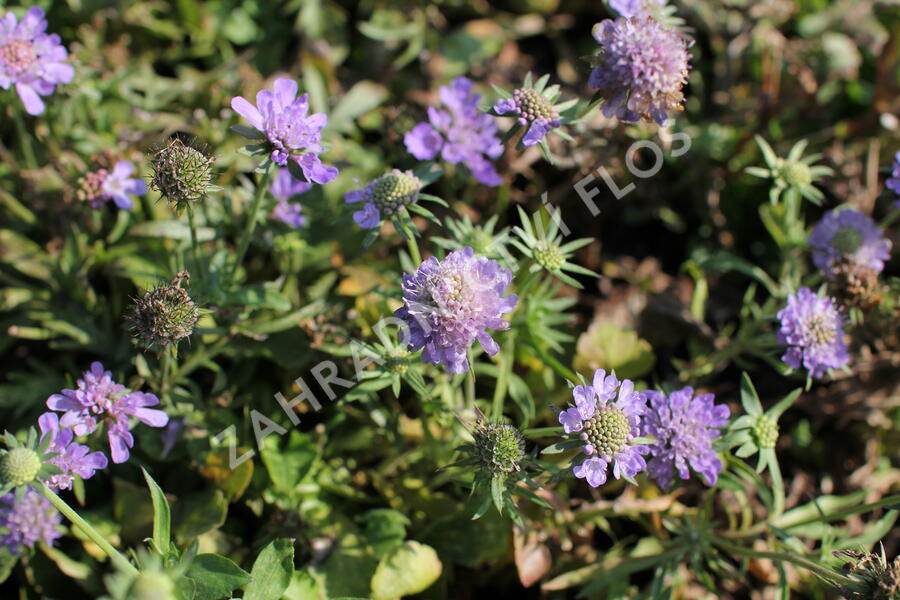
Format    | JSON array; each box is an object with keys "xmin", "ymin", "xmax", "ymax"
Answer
[
  {"xmin": 776, "ymin": 159, "xmax": 812, "ymax": 187},
  {"xmin": 473, "ymin": 422, "xmax": 525, "ymax": 474},
  {"xmin": 0, "ymin": 447, "xmax": 42, "ymax": 487},
  {"xmin": 512, "ymin": 88, "xmax": 559, "ymax": 122},
  {"xmin": 369, "ymin": 170, "xmax": 422, "ymax": 215},
  {"xmin": 533, "ymin": 240, "xmax": 566, "ymax": 271},
  {"xmin": 384, "ymin": 347, "xmax": 410, "ymax": 375},
  {"xmin": 127, "ymin": 572, "xmax": 178, "ymax": 600},
  {"xmin": 832, "ymin": 225, "xmax": 864, "ymax": 255},
  {"xmin": 752, "ymin": 415, "xmax": 778, "ymax": 449}
]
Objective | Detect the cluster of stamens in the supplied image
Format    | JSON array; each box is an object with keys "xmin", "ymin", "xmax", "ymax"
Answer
[
  {"xmin": 369, "ymin": 170, "xmax": 422, "ymax": 216},
  {"xmin": 0, "ymin": 40, "xmax": 36, "ymax": 75}
]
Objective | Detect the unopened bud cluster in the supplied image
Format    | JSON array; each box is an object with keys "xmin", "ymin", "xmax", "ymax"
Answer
[
  {"xmin": 752, "ymin": 415, "xmax": 778, "ymax": 449},
  {"xmin": 512, "ymin": 88, "xmax": 559, "ymax": 124},
  {"xmin": 370, "ymin": 170, "xmax": 422, "ymax": 216},
  {"xmin": 473, "ymin": 422, "xmax": 525, "ymax": 474},
  {"xmin": 0, "ymin": 448, "xmax": 41, "ymax": 487}
]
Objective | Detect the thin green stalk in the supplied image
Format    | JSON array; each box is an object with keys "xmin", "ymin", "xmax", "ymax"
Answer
[
  {"xmin": 406, "ymin": 233, "xmax": 422, "ymax": 266},
  {"xmin": 881, "ymin": 207, "xmax": 900, "ymax": 229},
  {"xmin": 34, "ymin": 481, "xmax": 138, "ymax": 576},
  {"xmin": 186, "ymin": 205, "xmax": 204, "ymax": 282},
  {"xmin": 713, "ymin": 538, "xmax": 854, "ymax": 587},
  {"xmin": 159, "ymin": 346, "xmax": 173, "ymax": 400},
  {"xmin": 491, "ymin": 335, "xmax": 515, "ymax": 419},
  {"xmin": 228, "ymin": 164, "xmax": 271, "ymax": 286},
  {"xmin": 768, "ymin": 450, "xmax": 785, "ymax": 517},
  {"xmin": 465, "ymin": 349, "xmax": 476, "ymax": 410},
  {"xmin": 169, "ymin": 337, "xmax": 229, "ymax": 385},
  {"xmin": 12, "ymin": 102, "xmax": 38, "ymax": 170}
]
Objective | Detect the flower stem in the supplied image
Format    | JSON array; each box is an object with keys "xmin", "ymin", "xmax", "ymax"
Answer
[
  {"xmin": 465, "ymin": 349, "xmax": 476, "ymax": 410},
  {"xmin": 159, "ymin": 346, "xmax": 173, "ymax": 400},
  {"xmin": 712, "ymin": 537, "xmax": 854, "ymax": 587},
  {"xmin": 229, "ymin": 164, "xmax": 271, "ymax": 287},
  {"xmin": 406, "ymin": 233, "xmax": 422, "ymax": 266},
  {"xmin": 12, "ymin": 102, "xmax": 38, "ymax": 170},
  {"xmin": 186, "ymin": 205, "xmax": 205, "ymax": 282},
  {"xmin": 881, "ymin": 206, "xmax": 900, "ymax": 229},
  {"xmin": 492, "ymin": 335, "xmax": 515, "ymax": 419},
  {"xmin": 33, "ymin": 481, "xmax": 138, "ymax": 576}
]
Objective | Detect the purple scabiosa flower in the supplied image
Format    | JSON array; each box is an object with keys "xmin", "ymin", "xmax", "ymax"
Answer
[
  {"xmin": 0, "ymin": 7, "xmax": 74, "ymax": 115},
  {"xmin": 560, "ymin": 370, "xmax": 649, "ymax": 487},
  {"xmin": 394, "ymin": 247, "xmax": 517, "ymax": 374},
  {"xmin": 493, "ymin": 88, "xmax": 561, "ymax": 146},
  {"xmin": 269, "ymin": 169, "xmax": 310, "ymax": 227},
  {"xmin": 609, "ymin": 0, "xmax": 666, "ymax": 19},
  {"xmin": 0, "ymin": 488, "xmax": 62, "ymax": 555},
  {"xmin": 404, "ymin": 77, "xmax": 504, "ymax": 186},
  {"xmin": 808, "ymin": 209, "xmax": 891, "ymax": 277},
  {"xmin": 37, "ymin": 412, "xmax": 108, "ymax": 490},
  {"xmin": 231, "ymin": 77, "xmax": 338, "ymax": 184},
  {"xmin": 345, "ymin": 169, "xmax": 422, "ymax": 229},
  {"xmin": 77, "ymin": 161, "xmax": 146, "ymax": 210},
  {"xmin": 777, "ymin": 287, "xmax": 849, "ymax": 379},
  {"xmin": 46, "ymin": 362, "xmax": 169, "ymax": 463},
  {"xmin": 887, "ymin": 151, "xmax": 900, "ymax": 206},
  {"xmin": 588, "ymin": 17, "xmax": 691, "ymax": 125},
  {"xmin": 642, "ymin": 388, "xmax": 729, "ymax": 489}
]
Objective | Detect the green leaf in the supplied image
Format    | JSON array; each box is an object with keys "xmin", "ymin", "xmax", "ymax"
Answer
[
  {"xmin": 230, "ymin": 124, "xmax": 265, "ymax": 140},
  {"xmin": 174, "ymin": 490, "xmax": 228, "ymax": 541},
  {"xmin": 328, "ymin": 81, "xmax": 388, "ymax": 133},
  {"xmin": 244, "ymin": 538, "xmax": 295, "ymax": 600},
  {"xmin": 185, "ymin": 553, "xmax": 252, "ymax": 600},
  {"xmin": 490, "ymin": 476, "xmax": 505, "ymax": 515},
  {"xmin": 142, "ymin": 468, "xmax": 173, "ymax": 558},
  {"xmin": 222, "ymin": 285, "xmax": 292, "ymax": 311},
  {"xmin": 370, "ymin": 541, "xmax": 442, "ymax": 600},
  {"xmin": 129, "ymin": 220, "xmax": 216, "ymax": 241},
  {"xmin": 740, "ymin": 373, "xmax": 763, "ymax": 416},
  {"xmin": 260, "ymin": 432, "xmax": 318, "ymax": 492}
]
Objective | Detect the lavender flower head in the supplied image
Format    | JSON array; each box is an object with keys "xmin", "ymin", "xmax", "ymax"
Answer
[
  {"xmin": 269, "ymin": 168, "xmax": 310, "ymax": 227},
  {"xmin": 0, "ymin": 489, "xmax": 62, "ymax": 555},
  {"xmin": 77, "ymin": 161, "xmax": 146, "ymax": 210},
  {"xmin": 345, "ymin": 169, "xmax": 422, "ymax": 229},
  {"xmin": 589, "ymin": 17, "xmax": 690, "ymax": 125},
  {"xmin": 0, "ymin": 7, "xmax": 74, "ymax": 115},
  {"xmin": 231, "ymin": 77, "xmax": 338, "ymax": 184},
  {"xmin": 609, "ymin": 0, "xmax": 666, "ymax": 19},
  {"xmin": 642, "ymin": 387, "xmax": 729, "ymax": 489},
  {"xmin": 777, "ymin": 287, "xmax": 849, "ymax": 379},
  {"xmin": 46, "ymin": 362, "xmax": 169, "ymax": 463},
  {"xmin": 37, "ymin": 412, "xmax": 108, "ymax": 490},
  {"xmin": 404, "ymin": 77, "xmax": 504, "ymax": 186},
  {"xmin": 394, "ymin": 247, "xmax": 517, "ymax": 374},
  {"xmin": 887, "ymin": 151, "xmax": 900, "ymax": 207},
  {"xmin": 493, "ymin": 88, "xmax": 561, "ymax": 146},
  {"xmin": 808, "ymin": 209, "xmax": 891, "ymax": 277},
  {"xmin": 559, "ymin": 369, "xmax": 649, "ymax": 487}
]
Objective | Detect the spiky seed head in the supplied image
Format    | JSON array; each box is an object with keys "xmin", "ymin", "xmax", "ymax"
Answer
[
  {"xmin": 533, "ymin": 240, "xmax": 566, "ymax": 271},
  {"xmin": 513, "ymin": 88, "xmax": 558, "ymax": 122},
  {"xmin": 830, "ymin": 257, "xmax": 881, "ymax": 310},
  {"xmin": 0, "ymin": 448, "xmax": 41, "ymax": 487},
  {"xmin": 836, "ymin": 550, "xmax": 900, "ymax": 600},
  {"xmin": 127, "ymin": 272, "xmax": 199, "ymax": 348},
  {"xmin": 369, "ymin": 170, "xmax": 422, "ymax": 215},
  {"xmin": 473, "ymin": 423, "xmax": 525, "ymax": 474},
  {"xmin": 150, "ymin": 137, "xmax": 215, "ymax": 213},
  {"xmin": 752, "ymin": 414, "xmax": 778, "ymax": 449},
  {"xmin": 581, "ymin": 407, "xmax": 630, "ymax": 457},
  {"xmin": 775, "ymin": 159, "xmax": 812, "ymax": 188}
]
